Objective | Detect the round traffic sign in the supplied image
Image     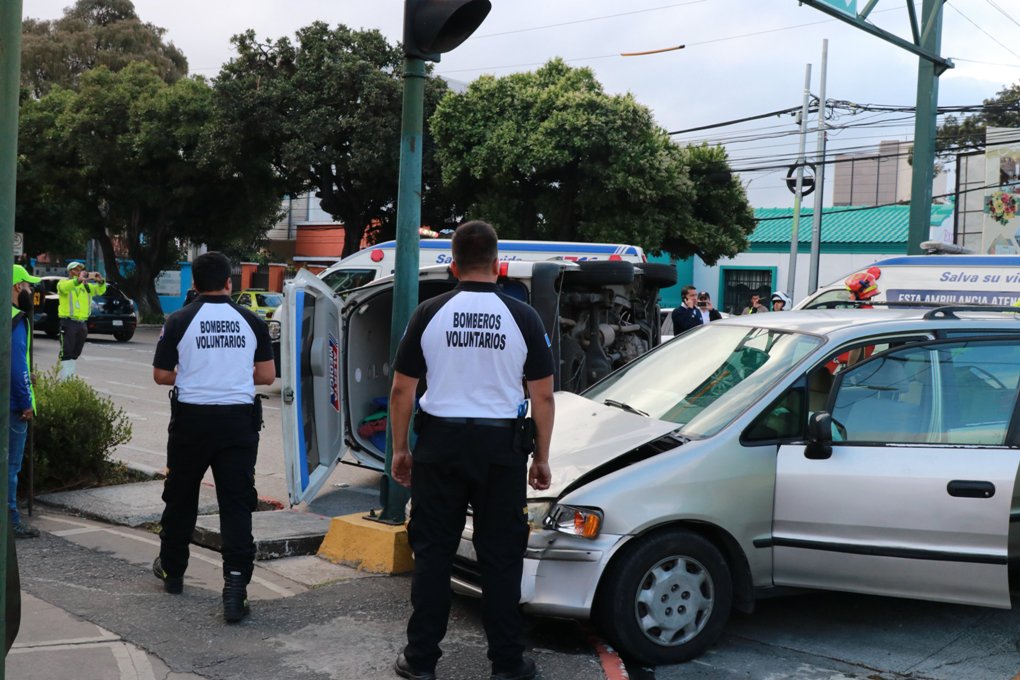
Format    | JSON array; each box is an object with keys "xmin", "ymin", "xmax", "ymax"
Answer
[{"xmin": 786, "ymin": 163, "xmax": 816, "ymax": 196}]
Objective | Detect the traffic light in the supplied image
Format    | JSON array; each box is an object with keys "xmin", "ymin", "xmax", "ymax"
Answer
[{"xmin": 403, "ymin": 0, "xmax": 491, "ymax": 62}]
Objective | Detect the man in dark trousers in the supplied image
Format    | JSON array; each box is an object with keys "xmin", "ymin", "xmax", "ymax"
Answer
[
  {"xmin": 150, "ymin": 252, "xmax": 275, "ymax": 623},
  {"xmin": 389, "ymin": 220, "xmax": 555, "ymax": 680},
  {"xmin": 670, "ymin": 285, "xmax": 703, "ymax": 335}
]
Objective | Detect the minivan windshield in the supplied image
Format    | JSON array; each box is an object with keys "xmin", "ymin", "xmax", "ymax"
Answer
[{"xmin": 584, "ymin": 324, "xmax": 822, "ymax": 438}]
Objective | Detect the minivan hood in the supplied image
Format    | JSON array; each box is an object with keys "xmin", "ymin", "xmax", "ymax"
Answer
[{"xmin": 540, "ymin": 392, "xmax": 680, "ymax": 497}]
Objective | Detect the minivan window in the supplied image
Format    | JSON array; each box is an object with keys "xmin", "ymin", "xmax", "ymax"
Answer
[
  {"xmin": 832, "ymin": 339, "xmax": 1020, "ymax": 446},
  {"xmin": 584, "ymin": 325, "xmax": 823, "ymax": 438}
]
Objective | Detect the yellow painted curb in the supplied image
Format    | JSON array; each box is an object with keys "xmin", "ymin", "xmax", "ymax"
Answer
[{"xmin": 317, "ymin": 512, "xmax": 414, "ymax": 574}]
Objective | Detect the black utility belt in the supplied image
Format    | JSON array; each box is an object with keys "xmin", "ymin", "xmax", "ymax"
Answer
[
  {"xmin": 422, "ymin": 414, "xmax": 516, "ymax": 428},
  {"xmin": 176, "ymin": 401, "xmax": 254, "ymax": 413},
  {"xmin": 60, "ymin": 318, "xmax": 87, "ymax": 324}
]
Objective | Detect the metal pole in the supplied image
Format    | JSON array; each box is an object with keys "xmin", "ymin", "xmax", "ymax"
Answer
[
  {"xmin": 808, "ymin": 40, "xmax": 828, "ymax": 294},
  {"xmin": 376, "ymin": 57, "xmax": 425, "ymax": 524},
  {"xmin": 0, "ymin": 0, "xmax": 24, "ymax": 667},
  {"xmin": 907, "ymin": 0, "xmax": 944, "ymax": 254},
  {"xmin": 787, "ymin": 63, "xmax": 812, "ymax": 301}
]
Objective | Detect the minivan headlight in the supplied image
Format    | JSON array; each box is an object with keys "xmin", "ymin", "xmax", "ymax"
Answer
[
  {"xmin": 545, "ymin": 504, "xmax": 604, "ymax": 539},
  {"xmin": 526, "ymin": 501, "xmax": 552, "ymax": 531}
]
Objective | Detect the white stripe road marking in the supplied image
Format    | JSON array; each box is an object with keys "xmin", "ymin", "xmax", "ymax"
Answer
[
  {"xmin": 106, "ymin": 381, "xmax": 148, "ymax": 390},
  {"xmin": 94, "ymin": 388, "xmax": 167, "ymax": 405},
  {"xmin": 117, "ymin": 444, "xmax": 165, "ymax": 457},
  {"xmin": 77, "ymin": 356, "xmax": 152, "ymax": 368},
  {"xmin": 42, "ymin": 516, "xmax": 296, "ymax": 597}
]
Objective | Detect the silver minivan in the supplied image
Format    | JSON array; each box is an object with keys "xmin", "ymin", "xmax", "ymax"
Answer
[{"xmin": 447, "ymin": 307, "xmax": 1020, "ymax": 664}]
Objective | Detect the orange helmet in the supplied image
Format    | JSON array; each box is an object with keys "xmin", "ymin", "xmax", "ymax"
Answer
[{"xmin": 844, "ymin": 266, "xmax": 881, "ymax": 301}]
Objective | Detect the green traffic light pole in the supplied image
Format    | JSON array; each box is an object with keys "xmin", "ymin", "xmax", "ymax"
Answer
[
  {"xmin": 0, "ymin": 0, "xmax": 23, "ymax": 669},
  {"xmin": 375, "ymin": 56, "xmax": 426, "ymax": 524}
]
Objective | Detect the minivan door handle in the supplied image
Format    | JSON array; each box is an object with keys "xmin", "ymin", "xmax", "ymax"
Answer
[{"xmin": 947, "ymin": 480, "xmax": 995, "ymax": 498}]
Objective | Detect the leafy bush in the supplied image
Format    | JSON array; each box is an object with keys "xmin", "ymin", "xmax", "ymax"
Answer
[
  {"xmin": 139, "ymin": 310, "xmax": 165, "ymax": 325},
  {"xmin": 30, "ymin": 370, "xmax": 133, "ymax": 492}
]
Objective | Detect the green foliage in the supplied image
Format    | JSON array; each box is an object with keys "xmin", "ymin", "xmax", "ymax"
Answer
[
  {"xmin": 30, "ymin": 370, "xmax": 133, "ymax": 492},
  {"xmin": 17, "ymin": 62, "xmax": 281, "ymax": 316},
  {"xmin": 212, "ymin": 22, "xmax": 451, "ymax": 255},
  {"xmin": 21, "ymin": 0, "xmax": 188, "ymax": 98},
  {"xmin": 937, "ymin": 82, "xmax": 1020, "ymax": 155},
  {"xmin": 430, "ymin": 59, "xmax": 754, "ymax": 263}
]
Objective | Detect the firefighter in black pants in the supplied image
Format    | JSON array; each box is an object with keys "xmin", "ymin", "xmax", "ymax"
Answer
[
  {"xmin": 389, "ymin": 221, "xmax": 556, "ymax": 680},
  {"xmin": 150, "ymin": 251, "xmax": 276, "ymax": 623}
]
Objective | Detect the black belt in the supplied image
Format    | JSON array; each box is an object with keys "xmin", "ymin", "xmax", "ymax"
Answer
[
  {"xmin": 426, "ymin": 415, "xmax": 516, "ymax": 428},
  {"xmin": 177, "ymin": 401, "xmax": 253, "ymax": 413}
]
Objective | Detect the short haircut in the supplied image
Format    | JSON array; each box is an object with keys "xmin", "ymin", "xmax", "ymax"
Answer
[
  {"xmin": 681, "ymin": 285, "xmax": 697, "ymax": 299},
  {"xmin": 452, "ymin": 220, "xmax": 498, "ymax": 273},
  {"xmin": 192, "ymin": 252, "xmax": 232, "ymax": 293}
]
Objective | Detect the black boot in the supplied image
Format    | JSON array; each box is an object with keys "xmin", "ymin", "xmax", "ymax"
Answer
[{"xmin": 222, "ymin": 570, "xmax": 250, "ymax": 623}]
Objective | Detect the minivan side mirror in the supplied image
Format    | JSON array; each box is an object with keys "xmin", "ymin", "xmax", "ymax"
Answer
[{"xmin": 805, "ymin": 412, "xmax": 833, "ymax": 460}]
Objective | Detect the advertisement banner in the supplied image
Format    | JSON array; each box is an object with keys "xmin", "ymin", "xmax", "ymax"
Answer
[{"xmin": 981, "ymin": 127, "xmax": 1020, "ymax": 254}]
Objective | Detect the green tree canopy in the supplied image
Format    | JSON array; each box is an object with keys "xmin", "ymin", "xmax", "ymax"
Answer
[
  {"xmin": 937, "ymin": 82, "xmax": 1020, "ymax": 155},
  {"xmin": 17, "ymin": 63, "xmax": 280, "ymax": 315},
  {"xmin": 430, "ymin": 59, "xmax": 754, "ymax": 263},
  {"xmin": 213, "ymin": 22, "xmax": 450, "ymax": 257},
  {"xmin": 22, "ymin": 0, "xmax": 188, "ymax": 98}
]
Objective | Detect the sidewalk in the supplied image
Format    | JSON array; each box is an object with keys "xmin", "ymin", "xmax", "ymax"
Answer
[{"xmin": 8, "ymin": 508, "xmax": 384, "ymax": 680}]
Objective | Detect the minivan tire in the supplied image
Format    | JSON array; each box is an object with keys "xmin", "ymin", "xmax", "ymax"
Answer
[
  {"xmin": 595, "ymin": 529, "xmax": 732, "ymax": 665},
  {"xmin": 113, "ymin": 329, "xmax": 134, "ymax": 343},
  {"xmin": 566, "ymin": 261, "xmax": 635, "ymax": 286}
]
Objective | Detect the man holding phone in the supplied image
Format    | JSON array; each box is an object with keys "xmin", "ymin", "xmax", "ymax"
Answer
[
  {"xmin": 56, "ymin": 261, "xmax": 106, "ymax": 379},
  {"xmin": 696, "ymin": 291, "xmax": 723, "ymax": 323}
]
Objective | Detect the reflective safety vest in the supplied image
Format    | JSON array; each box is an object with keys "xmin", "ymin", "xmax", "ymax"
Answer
[
  {"xmin": 57, "ymin": 277, "xmax": 106, "ymax": 321},
  {"xmin": 11, "ymin": 306, "xmax": 35, "ymax": 411}
]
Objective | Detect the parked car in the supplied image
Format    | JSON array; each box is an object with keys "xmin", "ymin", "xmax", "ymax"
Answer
[
  {"xmin": 231, "ymin": 289, "xmax": 283, "ymax": 320},
  {"xmin": 280, "ymin": 258, "xmax": 676, "ymax": 499},
  {"xmin": 32, "ymin": 276, "xmax": 137, "ymax": 342},
  {"xmin": 300, "ymin": 301, "xmax": 1020, "ymax": 664}
]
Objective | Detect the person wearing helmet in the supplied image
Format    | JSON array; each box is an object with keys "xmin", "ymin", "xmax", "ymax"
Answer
[
  {"xmin": 770, "ymin": 291, "xmax": 791, "ymax": 311},
  {"xmin": 56, "ymin": 261, "xmax": 107, "ymax": 379},
  {"xmin": 844, "ymin": 267, "xmax": 882, "ymax": 306}
]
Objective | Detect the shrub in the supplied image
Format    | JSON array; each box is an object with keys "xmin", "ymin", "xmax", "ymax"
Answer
[{"xmin": 30, "ymin": 370, "xmax": 133, "ymax": 492}]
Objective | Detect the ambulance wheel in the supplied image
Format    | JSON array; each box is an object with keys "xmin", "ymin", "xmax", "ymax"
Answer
[
  {"xmin": 637, "ymin": 263, "xmax": 678, "ymax": 289},
  {"xmin": 567, "ymin": 261, "xmax": 635, "ymax": 286}
]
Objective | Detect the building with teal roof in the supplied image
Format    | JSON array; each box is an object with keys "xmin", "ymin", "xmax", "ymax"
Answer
[{"xmin": 656, "ymin": 202, "xmax": 956, "ymax": 314}]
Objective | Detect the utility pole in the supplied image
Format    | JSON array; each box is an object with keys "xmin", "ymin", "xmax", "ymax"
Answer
[
  {"xmin": 787, "ymin": 63, "xmax": 812, "ymax": 301},
  {"xmin": 799, "ymin": 0, "xmax": 951, "ymax": 255},
  {"xmin": 376, "ymin": 0, "xmax": 491, "ymax": 525},
  {"xmin": 808, "ymin": 40, "xmax": 829, "ymax": 294},
  {"xmin": 906, "ymin": 0, "xmax": 945, "ymax": 254},
  {"xmin": 0, "ymin": 1, "xmax": 24, "ymax": 671}
]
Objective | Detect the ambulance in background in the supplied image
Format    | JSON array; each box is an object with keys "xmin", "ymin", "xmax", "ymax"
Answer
[
  {"xmin": 316, "ymin": 239, "xmax": 647, "ymax": 295},
  {"xmin": 796, "ymin": 254, "xmax": 1020, "ymax": 309}
]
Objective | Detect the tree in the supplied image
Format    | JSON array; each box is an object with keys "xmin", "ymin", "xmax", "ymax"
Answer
[
  {"xmin": 937, "ymin": 82, "xmax": 1020, "ymax": 155},
  {"xmin": 212, "ymin": 22, "xmax": 451, "ymax": 257},
  {"xmin": 21, "ymin": 0, "xmax": 188, "ymax": 98},
  {"xmin": 430, "ymin": 59, "xmax": 754, "ymax": 263},
  {"xmin": 17, "ymin": 63, "xmax": 281, "ymax": 315}
]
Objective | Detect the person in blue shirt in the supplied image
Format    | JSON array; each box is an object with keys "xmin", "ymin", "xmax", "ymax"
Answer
[{"xmin": 10, "ymin": 264, "xmax": 40, "ymax": 539}]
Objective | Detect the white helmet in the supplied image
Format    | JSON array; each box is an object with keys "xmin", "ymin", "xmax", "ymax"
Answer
[{"xmin": 770, "ymin": 291, "xmax": 791, "ymax": 308}]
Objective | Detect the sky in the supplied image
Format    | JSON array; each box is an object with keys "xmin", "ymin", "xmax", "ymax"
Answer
[{"xmin": 22, "ymin": 0, "xmax": 1020, "ymax": 209}]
